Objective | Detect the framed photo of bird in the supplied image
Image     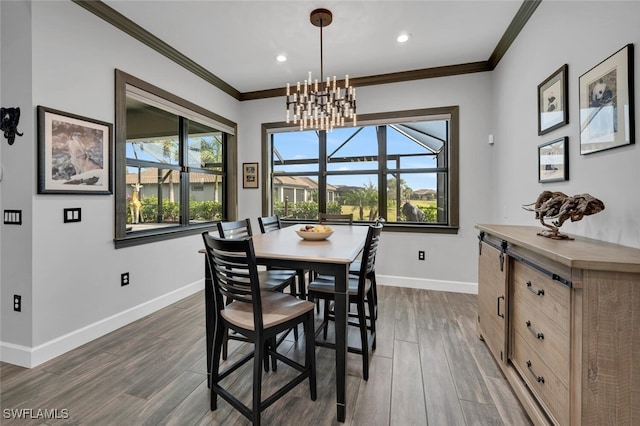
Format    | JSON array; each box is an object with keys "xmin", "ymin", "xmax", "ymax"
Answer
[
  {"xmin": 37, "ymin": 106, "xmax": 112, "ymax": 194},
  {"xmin": 579, "ymin": 44, "xmax": 635, "ymax": 155},
  {"xmin": 538, "ymin": 64, "xmax": 568, "ymax": 136}
]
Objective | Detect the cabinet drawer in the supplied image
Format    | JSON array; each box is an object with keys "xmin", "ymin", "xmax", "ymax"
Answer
[
  {"xmin": 512, "ymin": 294, "xmax": 569, "ymax": 386},
  {"xmin": 512, "ymin": 330, "xmax": 569, "ymax": 426},
  {"xmin": 512, "ymin": 260, "xmax": 570, "ymax": 333}
]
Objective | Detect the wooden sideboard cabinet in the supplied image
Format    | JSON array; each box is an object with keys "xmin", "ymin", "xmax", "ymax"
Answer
[{"xmin": 475, "ymin": 224, "xmax": 640, "ymax": 426}]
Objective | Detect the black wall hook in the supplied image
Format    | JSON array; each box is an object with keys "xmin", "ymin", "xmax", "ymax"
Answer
[{"xmin": 1, "ymin": 107, "xmax": 24, "ymax": 145}]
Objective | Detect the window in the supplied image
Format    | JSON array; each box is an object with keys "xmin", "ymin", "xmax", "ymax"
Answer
[
  {"xmin": 115, "ymin": 70, "xmax": 237, "ymax": 247},
  {"xmin": 263, "ymin": 107, "xmax": 458, "ymax": 232}
]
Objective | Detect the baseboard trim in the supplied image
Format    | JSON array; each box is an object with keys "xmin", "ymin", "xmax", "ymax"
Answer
[
  {"xmin": 0, "ymin": 280, "xmax": 203, "ymax": 368},
  {"xmin": 377, "ymin": 274, "xmax": 478, "ymax": 294}
]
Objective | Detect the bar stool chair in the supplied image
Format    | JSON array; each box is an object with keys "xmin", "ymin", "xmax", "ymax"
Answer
[
  {"xmin": 217, "ymin": 219, "xmax": 298, "ymax": 360},
  {"xmin": 307, "ymin": 222, "xmax": 382, "ymax": 380},
  {"xmin": 202, "ymin": 232, "xmax": 317, "ymax": 426},
  {"xmin": 349, "ymin": 217, "xmax": 385, "ymax": 319}
]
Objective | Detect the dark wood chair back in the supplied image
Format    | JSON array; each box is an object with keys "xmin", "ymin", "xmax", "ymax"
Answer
[
  {"xmin": 258, "ymin": 215, "xmax": 281, "ymax": 233},
  {"xmin": 217, "ymin": 218, "xmax": 253, "ymax": 239},
  {"xmin": 356, "ymin": 223, "xmax": 383, "ymax": 290},
  {"xmin": 202, "ymin": 233, "xmax": 263, "ymax": 326},
  {"xmin": 318, "ymin": 213, "xmax": 353, "ymax": 224}
]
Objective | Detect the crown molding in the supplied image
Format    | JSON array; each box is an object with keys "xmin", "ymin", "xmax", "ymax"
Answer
[
  {"xmin": 72, "ymin": 0, "xmax": 539, "ymax": 102},
  {"xmin": 488, "ymin": 0, "xmax": 542, "ymax": 69},
  {"xmin": 72, "ymin": 0, "xmax": 241, "ymax": 100}
]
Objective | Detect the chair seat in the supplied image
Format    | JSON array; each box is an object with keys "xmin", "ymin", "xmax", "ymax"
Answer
[
  {"xmin": 307, "ymin": 275, "xmax": 371, "ymax": 296},
  {"xmin": 258, "ymin": 270, "xmax": 296, "ymax": 291},
  {"xmin": 222, "ymin": 291, "xmax": 315, "ymax": 330}
]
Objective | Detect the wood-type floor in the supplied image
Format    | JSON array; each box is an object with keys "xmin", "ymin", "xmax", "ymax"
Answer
[{"xmin": 1, "ymin": 286, "xmax": 531, "ymax": 425}]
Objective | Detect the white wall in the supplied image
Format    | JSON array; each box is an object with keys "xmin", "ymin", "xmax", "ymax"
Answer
[
  {"xmin": 240, "ymin": 72, "xmax": 495, "ymax": 293},
  {"xmin": 492, "ymin": 0, "xmax": 640, "ymax": 248},
  {"xmin": 1, "ymin": 0, "xmax": 239, "ymax": 367},
  {"xmin": 1, "ymin": 0, "xmax": 35, "ymax": 354}
]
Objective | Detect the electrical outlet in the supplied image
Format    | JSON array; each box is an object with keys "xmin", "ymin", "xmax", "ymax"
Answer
[
  {"xmin": 121, "ymin": 272, "xmax": 130, "ymax": 286},
  {"xmin": 418, "ymin": 250, "xmax": 425, "ymax": 261},
  {"xmin": 14, "ymin": 295, "xmax": 21, "ymax": 312}
]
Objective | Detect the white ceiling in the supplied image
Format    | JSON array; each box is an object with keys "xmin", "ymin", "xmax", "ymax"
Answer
[{"xmin": 102, "ymin": 0, "xmax": 525, "ymax": 93}]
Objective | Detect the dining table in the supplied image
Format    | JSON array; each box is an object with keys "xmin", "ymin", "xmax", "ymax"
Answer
[{"xmin": 202, "ymin": 223, "xmax": 369, "ymax": 423}]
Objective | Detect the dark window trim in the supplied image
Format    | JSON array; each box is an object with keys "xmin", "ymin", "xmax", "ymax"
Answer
[
  {"xmin": 262, "ymin": 106, "xmax": 459, "ymax": 234},
  {"xmin": 114, "ymin": 69, "xmax": 237, "ymax": 248}
]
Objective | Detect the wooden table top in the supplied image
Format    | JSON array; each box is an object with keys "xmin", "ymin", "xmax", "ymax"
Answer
[{"xmin": 251, "ymin": 224, "xmax": 369, "ymax": 264}]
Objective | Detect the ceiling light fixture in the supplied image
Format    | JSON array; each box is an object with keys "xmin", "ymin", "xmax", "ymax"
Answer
[
  {"xmin": 397, "ymin": 33, "xmax": 410, "ymax": 43},
  {"xmin": 276, "ymin": 54, "xmax": 287, "ymax": 62},
  {"xmin": 285, "ymin": 8, "xmax": 356, "ymax": 131}
]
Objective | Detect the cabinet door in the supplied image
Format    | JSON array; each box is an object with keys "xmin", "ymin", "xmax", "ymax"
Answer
[{"xmin": 477, "ymin": 240, "xmax": 507, "ymax": 362}]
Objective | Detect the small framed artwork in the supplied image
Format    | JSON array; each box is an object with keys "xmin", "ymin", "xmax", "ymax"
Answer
[
  {"xmin": 538, "ymin": 137, "xmax": 569, "ymax": 183},
  {"xmin": 538, "ymin": 64, "xmax": 569, "ymax": 135},
  {"xmin": 242, "ymin": 162, "xmax": 259, "ymax": 188},
  {"xmin": 37, "ymin": 106, "xmax": 112, "ymax": 194},
  {"xmin": 579, "ymin": 44, "xmax": 635, "ymax": 154}
]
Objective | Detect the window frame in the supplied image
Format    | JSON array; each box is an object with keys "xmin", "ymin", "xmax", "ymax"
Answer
[
  {"xmin": 114, "ymin": 69, "xmax": 237, "ymax": 248},
  {"xmin": 261, "ymin": 106, "xmax": 459, "ymax": 233}
]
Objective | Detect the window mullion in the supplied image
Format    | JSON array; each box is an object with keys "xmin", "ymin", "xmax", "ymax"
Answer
[
  {"xmin": 179, "ymin": 117, "xmax": 189, "ymax": 225},
  {"xmin": 318, "ymin": 131, "xmax": 327, "ymax": 213},
  {"xmin": 377, "ymin": 125, "xmax": 387, "ymax": 221}
]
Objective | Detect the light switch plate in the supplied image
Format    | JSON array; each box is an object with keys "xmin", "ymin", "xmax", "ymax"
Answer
[
  {"xmin": 3, "ymin": 210, "xmax": 22, "ymax": 225},
  {"xmin": 64, "ymin": 208, "xmax": 82, "ymax": 223}
]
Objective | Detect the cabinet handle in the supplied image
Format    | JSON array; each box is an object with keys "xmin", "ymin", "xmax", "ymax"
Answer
[
  {"xmin": 526, "ymin": 360, "xmax": 545, "ymax": 383},
  {"xmin": 526, "ymin": 281, "xmax": 545, "ymax": 296},
  {"xmin": 497, "ymin": 295, "xmax": 505, "ymax": 318},
  {"xmin": 525, "ymin": 320, "xmax": 544, "ymax": 340}
]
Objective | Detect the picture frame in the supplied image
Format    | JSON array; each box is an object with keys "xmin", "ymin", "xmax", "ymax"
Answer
[
  {"xmin": 538, "ymin": 136, "xmax": 569, "ymax": 183},
  {"xmin": 579, "ymin": 44, "xmax": 635, "ymax": 154},
  {"xmin": 538, "ymin": 64, "xmax": 569, "ymax": 135},
  {"xmin": 37, "ymin": 106, "xmax": 112, "ymax": 194},
  {"xmin": 242, "ymin": 162, "xmax": 259, "ymax": 188}
]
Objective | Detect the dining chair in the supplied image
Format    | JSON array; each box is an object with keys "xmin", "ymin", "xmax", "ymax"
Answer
[
  {"xmin": 217, "ymin": 219, "xmax": 299, "ymax": 359},
  {"xmin": 318, "ymin": 212, "xmax": 353, "ymax": 224},
  {"xmin": 218, "ymin": 219, "xmax": 297, "ymax": 294},
  {"xmin": 306, "ymin": 222, "xmax": 382, "ymax": 380},
  {"xmin": 258, "ymin": 215, "xmax": 310, "ymax": 300},
  {"xmin": 312, "ymin": 213, "xmax": 354, "ymax": 309},
  {"xmin": 348, "ymin": 217, "xmax": 385, "ymax": 319},
  {"xmin": 202, "ymin": 232, "xmax": 317, "ymax": 426}
]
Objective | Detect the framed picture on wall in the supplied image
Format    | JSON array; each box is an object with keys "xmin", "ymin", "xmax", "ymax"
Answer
[
  {"xmin": 242, "ymin": 162, "xmax": 259, "ymax": 188},
  {"xmin": 538, "ymin": 137, "xmax": 568, "ymax": 183},
  {"xmin": 538, "ymin": 64, "xmax": 568, "ymax": 135},
  {"xmin": 579, "ymin": 44, "xmax": 635, "ymax": 154},
  {"xmin": 37, "ymin": 106, "xmax": 112, "ymax": 194}
]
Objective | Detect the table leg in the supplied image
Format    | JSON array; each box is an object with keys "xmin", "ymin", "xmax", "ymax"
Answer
[{"xmin": 333, "ymin": 264, "xmax": 349, "ymax": 422}]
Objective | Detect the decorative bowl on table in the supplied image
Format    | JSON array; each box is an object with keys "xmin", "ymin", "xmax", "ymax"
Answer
[{"xmin": 295, "ymin": 225, "xmax": 334, "ymax": 241}]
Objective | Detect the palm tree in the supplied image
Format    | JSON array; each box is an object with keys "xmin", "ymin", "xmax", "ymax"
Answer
[
  {"xmin": 341, "ymin": 181, "xmax": 378, "ymax": 220},
  {"xmin": 193, "ymin": 135, "xmax": 223, "ymax": 202}
]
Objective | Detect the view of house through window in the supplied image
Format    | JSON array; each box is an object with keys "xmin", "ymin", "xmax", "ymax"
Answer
[
  {"xmin": 267, "ymin": 108, "xmax": 458, "ymax": 229},
  {"xmin": 125, "ymin": 98, "xmax": 226, "ymax": 230},
  {"xmin": 115, "ymin": 70, "xmax": 235, "ymax": 246}
]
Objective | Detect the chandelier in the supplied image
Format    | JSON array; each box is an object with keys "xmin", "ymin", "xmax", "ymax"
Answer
[{"xmin": 285, "ymin": 8, "xmax": 357, "ymax": 132}]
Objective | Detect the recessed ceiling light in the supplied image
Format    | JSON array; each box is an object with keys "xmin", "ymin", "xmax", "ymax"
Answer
[
  {"xmin": 397, "ymin": 33, "xmax": 410, "ymax": 43},
  {"xmin": 276, "ymin": 54, "xmax": 287, "ymax": 62}
]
